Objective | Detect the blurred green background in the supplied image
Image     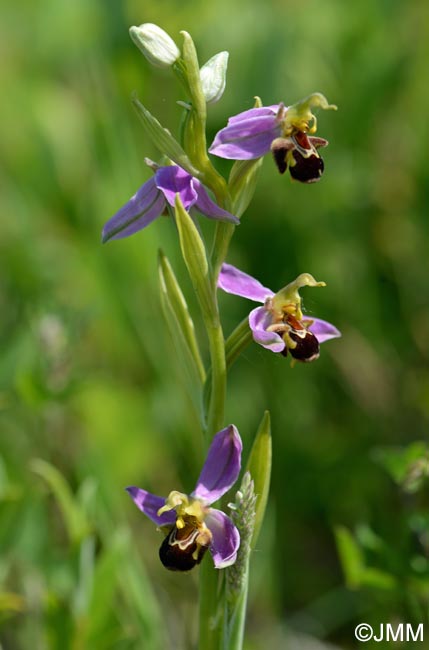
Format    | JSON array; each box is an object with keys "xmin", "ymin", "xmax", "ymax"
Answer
[{"xmin": 2, "ymin": 0, "xmax": 429, "ymax": 648}]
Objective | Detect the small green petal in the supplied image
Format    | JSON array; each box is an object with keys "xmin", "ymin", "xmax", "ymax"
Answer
[
  {"xmin": 272, "ymin": 273, "xmax": 326, "ymax": 319},
  {"xmin": 283, "ymin": 92, "xmax": 337, "ymax": 136}
]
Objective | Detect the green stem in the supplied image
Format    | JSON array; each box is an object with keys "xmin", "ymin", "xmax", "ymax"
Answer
[
  {"xmin": 211, "ymin": 222, "xmax": 236, "ymax": 285},
  {"xmin": 199, "ymin": 318, "xmax": 253, "ymax": 650},
  {"xmin": 225, "ymin": 573, "xmax": 249, "ymax": 650},
  {"xmin": 200, "ymin": 163, "xmax": 230, "ymax": 208},
  {"xmin": 198, "ymin": 316, "xmax": 227, "ymax": 650},
  {"xmin": 199, "ymin": 558, "xmax": 225, "ymax": 650},
  {"xmin": 205, "ymin": 320, "xmax": 227, "ymax": 438},
  {"xmin": 196, "ymin": 240, "xmax": 227, "ymax": 650},
  {"xmin": 173, "ymin": 35, "xmax": 248, "ymax": 650},
  {"xmin": 204, "ymin": 318, "xmax": 253, "ymax": 410}
]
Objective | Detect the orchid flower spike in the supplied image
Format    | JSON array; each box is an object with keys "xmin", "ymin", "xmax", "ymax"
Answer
[
  {"xmin": 102, "ymin": 164, "xmax": 238, "ymax": 243},
  {"xmin": 127, "ymin": 425, "xmax": 242, "ymax": 571},
  {"xmin": 209, "ymin": 93, "xmax": 337, "ymax": 183},
  {"xmin": 218, "ymin": 263, "xmax": 341, "ymax": 362}
]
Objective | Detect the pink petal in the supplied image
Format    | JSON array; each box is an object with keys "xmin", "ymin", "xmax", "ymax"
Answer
[
  {"xmin": 209, "ymin": 114, "xmax": 282, "ymax": 159},
  {"xmin": 218, "ymin": 263, "xmax": 273, "ymax": 303},
  {"xmin": 206, "ymin": 508, "xmax": 240, "ymax": 569},
  {"xmin": 249, "ymin": 306, "xmax": 285, "ymax": 353},
  {"xmin": 193, "ymin": 181, "xmax": 239, "ymax": 224},
  {"xmin": 227, "ymin": 104, "xmax": 280, "ymax": 124},
  {"xmin": 192, "ymin": 425, "xmax": 242, "ymax": 504},
  {"xmin": 102, "ymin": 179, "xmax": 165, "ymax": 242},
  {"xmin": 308, "ymin": 317, "xmax": 341, "ymax": 343},
  {"xmin": 155, "ymin": 166, "xmax": 198, "ymax": 209},
  {"xmin": 126, "ymin": 487, "xmax": 176, "ymax": 527}
]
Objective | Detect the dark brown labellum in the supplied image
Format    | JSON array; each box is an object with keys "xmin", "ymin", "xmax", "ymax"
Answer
[
  {"xmin": 159, "ymin": 524, "xmax": 208, "ymax": 572},
  {"xmin": 271, "ymin": 133, "xmax": 327, "ymax": 182},
  {"xmin": 272, "ymin": 145, "xmax": 288, "ymax": 174},
  {"xmin": 288, "ymin": 329, "xmax": 320, "ymax": 362},
  {"xmin": 278, "ymin": 314, "xmax": 320, "ymax": 362},
  {"xmin": 271, "ymin": 138, "xmax": 294, "ymax": 175},
  {"xmin": 289, "ymin": 150, "xmax": 324, "ymax": 183}
]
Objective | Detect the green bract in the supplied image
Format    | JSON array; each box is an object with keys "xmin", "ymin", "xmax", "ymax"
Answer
[{"xmin": 246, "ymin": 411, "xmax": 272, "ymax": 548}]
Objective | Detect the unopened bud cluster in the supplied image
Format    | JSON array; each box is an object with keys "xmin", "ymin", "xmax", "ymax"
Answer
[{"xmin": 227, "ymin": 472, "xmax": 257, "ymax": 597}]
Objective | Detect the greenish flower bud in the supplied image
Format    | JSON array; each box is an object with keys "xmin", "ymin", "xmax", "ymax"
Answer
[
  {"xmin": 200, "ymin": 51, "xmax": 229, "ymax": 104},
  {"xmin": 129, "ymin": 23, "xmax": 180, "ymax": 68}
]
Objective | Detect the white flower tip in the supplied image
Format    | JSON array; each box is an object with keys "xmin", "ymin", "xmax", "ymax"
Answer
[
  {"xmin": 215, "ymin": 552, "xmax": 238, "ymax": 569},
  {"xmin": 200, "ymin": 51, "xmax": 229, "ymax": 104},
  {"xmin": 129, "ymin": 23, "xmax": 180, "ymax": 68}
]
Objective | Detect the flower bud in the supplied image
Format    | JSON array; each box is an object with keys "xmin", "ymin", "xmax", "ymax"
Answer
[
  {"xmin": 129, "ymin": 23, "xmax": 180, "ymax": 68},
  {"xmin": 200, "ymin": 51, "xmax": 229, "ymax": 104}
]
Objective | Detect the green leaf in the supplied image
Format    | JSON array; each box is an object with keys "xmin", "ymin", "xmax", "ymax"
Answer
[
  {"xmin": 85, "ymin": 531, "xmax": 127, "ymax": 645},
  {"xmin": 360, "ymin": 567, "xmax": 397, "ymax": 591},
  {"xmin": 228, "ymin": 157, "xmax": 264, "ymax": 219},
  {"xmin": 31, "ymin": 459, "xmax": 89, "ymax": 544},
  {"xmin": 174, "ymin": 195, "xmax": 217, "ymax": 326},
  {"xmin": 158, "ymin": 251, "xmax": 206, "ymax": 384},
  {"xmin": 73, "ymin": 535, "xmax": 96, "ymax": 619},
  {"xmin": 334, "ymin": 526, "xmax": 397, "ymax": 592},
  {"xmin": 246, "ymin": 411, "xmax": 272, "ymax": 548},
  {"xmin": 334, "ymin": 525, "xmax": 365, "ymax": 589},
  {"xmin": 373, "ymin": 442, "xmax": 429, "ymax": 493},
  {"xmin": 73, "ymin": 529, "xmax": 168, "ymax": 649},
  {"xmin": 132, "ymin": 97, "xmax": 200, "ymax": 177},
  {"xmin": 120, "ymin": 538, "xmax": 168, "ymax": 648}
]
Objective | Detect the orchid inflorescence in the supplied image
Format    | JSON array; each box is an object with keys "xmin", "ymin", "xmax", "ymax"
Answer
[{"xmin": 102, "ymin": 21, "xmax": 340, "ymax": 650}]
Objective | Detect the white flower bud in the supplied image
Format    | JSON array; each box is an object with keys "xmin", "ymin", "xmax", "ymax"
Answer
[
  {"xmin": 200, "ymin": 51, "xmax": 229, "ymax": 104},
  {"xmin": 129, "ymin": 23, "xmax": 180, "ymax": 68}
]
